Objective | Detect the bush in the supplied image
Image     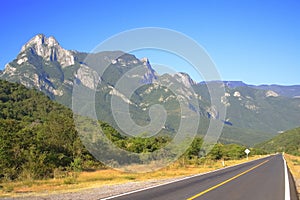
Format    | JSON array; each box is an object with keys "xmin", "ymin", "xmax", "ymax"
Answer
[{"xmin": 71, "ymin": 158, "xmax": 83, "ymax": 172}]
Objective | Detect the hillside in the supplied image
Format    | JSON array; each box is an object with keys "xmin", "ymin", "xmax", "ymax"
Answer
[
  {"xmin": 0, "ymin": 80, "xmax": 176, "ymax": 179},
  {"xmin": 0, "ymin": 79, "xmax": 267, "ymax": 181},
  {"xmin": 256, "ymin": 127, "xmax": 300, "ymax": 155},
  {"xmin": 0, "ymin": 79, "xmax": 91, "ymax": 180}
]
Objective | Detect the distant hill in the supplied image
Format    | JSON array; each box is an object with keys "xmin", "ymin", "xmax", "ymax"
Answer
[
  {"xmin": 202, "ymin": 81, "xmax": 300, "ymax": 98},
  {"xmin": 251, "ymin": 84, "xmax": 300, "ymax": 98},
  {"xmin": 255, "ymin": 127, "xmax": 300, "ymax": 155}
]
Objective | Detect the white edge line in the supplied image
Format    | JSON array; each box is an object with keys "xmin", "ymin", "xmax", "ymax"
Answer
[
  {"xmin": 283, "ymin": 154, "xmax": 291, "ymax": 200},
  {"xmin": 100, "ymin": 155, "xmax": 272, "ymax": 200}
]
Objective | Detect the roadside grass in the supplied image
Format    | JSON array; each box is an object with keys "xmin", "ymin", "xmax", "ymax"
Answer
[
  {"xmin": 0, "ymin": 155, "xmax": 263, "ymax": 198},
  {"xmin": 284, "ymin": 153, "xmax": 300, "ymax": 195}
]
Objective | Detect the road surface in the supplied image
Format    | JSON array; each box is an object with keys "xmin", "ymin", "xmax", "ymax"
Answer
[{"xmin": 102, "ymin": 154, "xmax": 298, "ymax": 200}]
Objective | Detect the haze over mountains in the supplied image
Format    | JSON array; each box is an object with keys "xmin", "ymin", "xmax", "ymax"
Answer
[
  {"xmin": 1, "ymin": 34, "xmax": 300, "ymax": 146},
  {"xmin": 214, "ymin": 81, "xmax": 300, "ymax": 98}
]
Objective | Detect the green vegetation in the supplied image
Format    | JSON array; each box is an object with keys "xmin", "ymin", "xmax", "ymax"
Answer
[
  {"xmin": 0, "ymin": 80, "xmax": 263, "ymax": 182},
  {"xmin": 256, "ymin": 127, "xmax": 300, "ymax": 155},
  {"xmin": 0, "ymin": 80, "xmax": 92, "ymax": 180},
  {"xmin": 184, "ymin": 138, "xmax": 264, "ymax": 161}
]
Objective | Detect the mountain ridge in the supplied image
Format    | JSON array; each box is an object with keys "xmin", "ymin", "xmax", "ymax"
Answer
[
  {"xmin": 200, "ymin": 81, "xmax": 300, "ymax": 98},
  {"xmin": 1, "ymin": 34, "xmax": 299, "ymax": 91},
  {"xmin": 1, "ymin": 34, "xmax": 300, "ymax": 146}
]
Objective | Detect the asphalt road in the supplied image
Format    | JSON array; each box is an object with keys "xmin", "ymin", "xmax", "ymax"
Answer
[{"xmin": 102, "ymin": 154, "xmax": 298, "ymax": 200}]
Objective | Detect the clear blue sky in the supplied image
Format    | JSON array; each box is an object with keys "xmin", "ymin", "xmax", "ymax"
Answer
[{"xmin": 0, "ymin": 0, "xmax": 299, "ymax": 85}]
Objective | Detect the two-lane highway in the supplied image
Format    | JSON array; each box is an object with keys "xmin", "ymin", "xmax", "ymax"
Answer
[{"xmin": 102, "ymin": 154, "xmax": 298, "ymax": 200}]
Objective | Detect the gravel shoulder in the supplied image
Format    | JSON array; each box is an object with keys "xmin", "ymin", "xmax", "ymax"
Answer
[{"xmin": 1, "ymin": 176, "xmax": 186, "ymax": 200}]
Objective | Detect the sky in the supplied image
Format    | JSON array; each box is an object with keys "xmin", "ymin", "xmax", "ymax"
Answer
[{"xmin": 0, "ymin": 0, "xmax": 299, "ymax": 85}]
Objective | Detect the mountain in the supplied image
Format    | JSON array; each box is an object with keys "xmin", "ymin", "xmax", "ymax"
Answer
[
  {"xmin": 197, "ymin": 83, "xmax": 300, "ymax": 133},
  {"xmin": 255, "ymin": 127, "xmax": 300, "ymax": 155},
  {"xmin": 200, "ymin": 81, "xmax": 248, "ymax": 88},
  {"xmin": 203, "ymin": 81, "xmax": 300, "ymax": 98},
  {"xmin": 251, "ymin": 84, "xmax": 300, "ymax": 98},
  {"xmin": 1, "ymin": 34, "xmax": 76, "ymax": 100},
  {"xmin": 1, "ymin": 34, "xmax": 300, "ymax": 146},
  {"xmin": 0, "ymin": 34, "xmax": 157, "ymax": 105}
]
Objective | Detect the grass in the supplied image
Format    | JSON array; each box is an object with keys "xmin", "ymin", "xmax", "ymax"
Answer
[
  {"xmin": 0, "ymin": 155, "xmax": 264, "ymax": 198},
  {"xmin": 284, "ymin": 153, "xmax": 300, "ymax": 195}
]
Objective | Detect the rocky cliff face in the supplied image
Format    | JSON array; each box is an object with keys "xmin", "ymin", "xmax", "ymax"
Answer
[
  {"xmin": 173, "ymin": 72, "xmax": 196, "ymax": 88},
  {"xmin": 0, "ymin": 34, "xmax": 77, "ymax": 98},
  {"xmin": 20, "ymin": 34, "xmax": 75, "ymax": 67},
  {"xmin": 140, "ymin": 57, "xmax": 158, "ymax": 84},
  {"xmin": 0, "ymin": 34, "xmax": 162, "ymax": 104}
]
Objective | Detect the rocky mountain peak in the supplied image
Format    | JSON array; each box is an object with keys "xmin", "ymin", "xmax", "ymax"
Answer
[
  {"xmin": 21, "ymin": 34, "xmax": 58, "ymax": 52},
  {"xmin": 140, "ymin": 57, "xmax": 150, "ymax": 65},
  {"xmin": 173, "ymin": 72, "xmax": 196, "ymax": 88},
  {"xmin": 140, "ymin": 57, "xmax": 157, "ymax": 84},
  {"xmin": 20, "ymin": 34, "xmax": 74, "ymax": 67},
  {"xmin": 265, "ymin": 90, "xmax": 279, "ymax": 97}
]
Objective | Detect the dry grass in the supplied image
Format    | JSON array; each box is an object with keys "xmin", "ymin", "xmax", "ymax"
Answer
[
  {"xmin": 0, "ymin": 155, "xmax": 264, "ymax": 198},
  {"xmin": 284, "ymin": 153, "xmax": 300, "ymax": 194}
]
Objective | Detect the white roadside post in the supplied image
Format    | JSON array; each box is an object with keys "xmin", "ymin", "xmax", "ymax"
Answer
[{"xmin": 245, "ymin": 149, "xmax": 250, "ymax": 160}]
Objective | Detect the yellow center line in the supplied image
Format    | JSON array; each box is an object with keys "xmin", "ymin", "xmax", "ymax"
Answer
[{"xmin": 186, "ymin": 159, "xmax": 270, "ymax": 200}]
